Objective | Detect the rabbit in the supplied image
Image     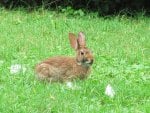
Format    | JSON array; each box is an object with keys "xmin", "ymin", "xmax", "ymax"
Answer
[{"xmin": 35, "ymin": 32, "xmax": 94, "ymax": 82}]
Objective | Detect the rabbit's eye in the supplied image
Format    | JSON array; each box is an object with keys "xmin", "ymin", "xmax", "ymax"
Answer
[{"xmin": 80, "ymin": 52, "xmax": 84, "ymax": 55}]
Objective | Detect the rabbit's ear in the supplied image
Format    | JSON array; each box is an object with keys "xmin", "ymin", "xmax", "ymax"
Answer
[
  {"xmin": 78, "ymin": 32, "xmax": 86, "ymax": 47},
  {"xmin": 69, "ymin": 33, "xmax": 78, "ymax": 50}
]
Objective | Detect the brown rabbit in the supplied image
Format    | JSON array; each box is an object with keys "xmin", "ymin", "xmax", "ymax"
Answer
[{"xmin": 35, "ymin": 32, "xmax": 94, "ymax": 82}]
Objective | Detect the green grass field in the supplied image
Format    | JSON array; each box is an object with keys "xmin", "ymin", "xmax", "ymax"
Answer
[{"xmin": 0, "ymin": 9, "xmax": 149, "ymax": 113}]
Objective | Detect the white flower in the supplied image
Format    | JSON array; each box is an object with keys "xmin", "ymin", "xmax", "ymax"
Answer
[
  {"xmin": 105, "ymin": 84, "xmax": 115, "ymax": 98},
  {"xmin": 66, "ymin": 82, "xmax": 73, "ymax": 88},
  {"xmin": 10, "ymin": 64, "xmax": 22, "ymax": 74},
  {"xmin": 66, "ymin": 82, "xmax": 81, "ymax": 90}
]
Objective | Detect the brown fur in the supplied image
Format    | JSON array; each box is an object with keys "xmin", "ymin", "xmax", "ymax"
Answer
[{"xmin": 35, "ymin": 32, "xmax": 93, "ymax": 82}]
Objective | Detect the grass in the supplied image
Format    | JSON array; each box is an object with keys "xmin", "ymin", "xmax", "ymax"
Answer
[{"xmin": 0, "ymin": 8, "xmax": 149, "ymax": 113}]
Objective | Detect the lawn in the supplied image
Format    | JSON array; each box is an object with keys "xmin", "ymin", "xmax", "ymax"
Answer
[{"xmin": 0, "ymin": 9, "xmax": 149, "ymax": 113}]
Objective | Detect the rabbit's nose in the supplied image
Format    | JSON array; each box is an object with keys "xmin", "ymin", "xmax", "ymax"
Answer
[{"xmin": 85, "ymin": 59, "xmax": 93, "ymax": 65}]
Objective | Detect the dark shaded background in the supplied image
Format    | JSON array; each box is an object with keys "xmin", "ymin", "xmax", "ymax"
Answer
[{"xmin": 0, "ymin": 0, "xmax": 149, "ymax": 15}]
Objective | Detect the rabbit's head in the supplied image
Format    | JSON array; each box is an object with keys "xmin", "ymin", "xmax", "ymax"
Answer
[{"xmin": 69, "ymin": 32, "xmax": 94, "ymax": 67}]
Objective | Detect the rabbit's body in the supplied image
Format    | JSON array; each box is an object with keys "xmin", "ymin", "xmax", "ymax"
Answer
[
  {"xmin": 35, "ymin": 32, "xmax": 93, "ymax": 82},
  {"xmin": 36, "ymin": 56, "xmax": 91, "ymax": 82}
]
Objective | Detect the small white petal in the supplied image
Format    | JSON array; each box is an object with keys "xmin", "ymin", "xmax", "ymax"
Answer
[
  {"xmin": 105, "ymin": 84, "xmax": 115, "ymax": 98},
  {"xmin": 66, "ymin": 82, "xmax": 73, "ymax": 88}
]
